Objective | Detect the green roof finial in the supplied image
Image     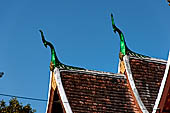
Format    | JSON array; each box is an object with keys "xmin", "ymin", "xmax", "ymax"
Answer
[
  {"xmin": 39, "ymin": 30, "xmax": 85, "ymax": 70},
  {"xmin": 111, "ymin": 13, "xmax": 126, "ymax": 56},
  {"xmin": 111, "ymin": 14, "xmax": 149, "ymax": 59},
  {"xmin": 39, "ymin": 30, "xmax": 60, "ymax": 68}
]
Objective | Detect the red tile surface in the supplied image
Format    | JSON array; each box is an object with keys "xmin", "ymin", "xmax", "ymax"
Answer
[
  {"xmin": 163, "ymin": 88, "xmax": 170, "ymax": 113},
  {"xmin": 129, "ymin": 58, "xmax": 166, "ymax": 113},
  {"xmin": 59, "ymin": 70, "xmax": 139, "ymax": 113}
]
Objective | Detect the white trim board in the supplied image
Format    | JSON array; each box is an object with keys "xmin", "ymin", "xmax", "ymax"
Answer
[
  {"xmin": 45, "ymin": 71, "xmax": 53, "ymax": 113},
  {"xmin": 124, "ymin": 55, "xmax": 149, "ymax": 113},
  {"xmin": 152, "ymin": 51, "xmax": 170, "ymax": 113},
  {"xmin": 54, "ymin": 68, "xmax": 73, "ymax": 113}
]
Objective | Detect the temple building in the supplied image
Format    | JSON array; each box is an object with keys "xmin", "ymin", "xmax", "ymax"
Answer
[{"xmin": 40, "ymin": 14, "xmax": 170, "ymax": 113}]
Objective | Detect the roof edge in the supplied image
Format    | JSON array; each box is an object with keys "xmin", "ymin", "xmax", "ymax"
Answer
[
  {"xmin": 124, "ymin": 55, "xmax": 149, "ymax": 113},
  {"xmin": 152, "ymin": 51, "xmax": 170, "ymax": 113},
  {"xmin": 59, "ymin": 69, "xmax": 125, "ymax": 78},
  {"xmin": 128, "ymin": 56, "xmax": 167, "ymax": 64},
  {"xmin": 53, "ymin": 68, "xmax": 73, "ymax": 113},
  {"xmin": 45, "ymin": 71, "xmax": 53, "ymax": 113}
]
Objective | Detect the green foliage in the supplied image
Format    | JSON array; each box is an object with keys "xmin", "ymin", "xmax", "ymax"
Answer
[{"xmin": 0, "ymin": 98, "xmax": 36, "ymax": 113}]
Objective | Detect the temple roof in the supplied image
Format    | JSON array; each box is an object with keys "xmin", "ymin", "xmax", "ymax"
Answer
[
  {"xmin": 42, "ymin": 15, "xmax": 170, "ymax": 113},
  {"xmin": 44, "ymin": 50, "xmax": 170, "ymax": 113},
  {"xmin": 46, "ymin": 69, "xmax": 140, "ymax": 113},
  {"xmin": 125, "ymin": 56, "xmax": 167, "ymax": 113},
  {"xmin": 60, "ymin": 70, "xmax": 138, "ymax": 113},
  {"xmin": 42, "ymin": 32, "xmax": 169, "ymax": 113}
]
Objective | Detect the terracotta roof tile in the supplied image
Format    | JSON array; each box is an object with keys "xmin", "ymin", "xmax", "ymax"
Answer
[
  {"xmin": 59, "ymin": 70, "xmax": 139, "ymax": 113},
  {"xmin": 163, "ymin": 88, "xmax": 170, "ymax": 112},
  {"xmin": 129, "ymin": 57, "xmax": 166, "ymax": 112}
]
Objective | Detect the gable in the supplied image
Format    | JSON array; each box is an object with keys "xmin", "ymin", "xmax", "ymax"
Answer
[
  {"xmin": 46, "ymin": 69, "xmax": 142, "ymax": 113},
  {"xmin": 124, "ymin": 56, "xmax": 167, "ymax": 113},
  {"xmin": 155, "ymin": 52, "xmax": 170, "ymax": 113}
]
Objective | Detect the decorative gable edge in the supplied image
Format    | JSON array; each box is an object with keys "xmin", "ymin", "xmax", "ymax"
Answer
[
  {"xmin": 45, "ymin": 71, "xmax": 53, "ymax": 113},
  {"xmin": 54, "ymin": 68, "xmax": 73, "ymax": 113},
  {"xmin": 45, "ymin": 68, "xmax": 73, "ymax": 113},
  {"xmin": 152, "ymin": 51, "xmax": 170, "ymax": 113},
  {"xmin": 123, "ymin": 55, "xmax": 149, "ymax": 113}
]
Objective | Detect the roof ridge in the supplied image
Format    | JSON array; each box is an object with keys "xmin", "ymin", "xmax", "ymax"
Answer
[
  {"xmin": 129, "ymin": 55, "xmax": 167, "ymax": 64},
  {"xmin": 59, "ymin": 68, "xmax": 125, "ymax": 78}
]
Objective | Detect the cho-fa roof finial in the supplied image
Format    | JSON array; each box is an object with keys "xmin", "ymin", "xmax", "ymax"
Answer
[
  {"xmin": 40, "ymin": 30, "xmax": 61, "ymax": 70},
  {"xmin": 111, "ymin": 13, "xmax": 149, "ymax": 60},
  {"xmin": 111, "ymin": 13, "xmax": 126, "ymax": 58},
  {"xmin": 39, "ymin": 30, "xmax": 85, "ymax": 70}
]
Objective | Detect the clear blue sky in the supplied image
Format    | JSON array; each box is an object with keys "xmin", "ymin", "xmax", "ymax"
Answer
[{"xmin": 0, "ymin": 1, "xmax": 169, "ymax": 113}]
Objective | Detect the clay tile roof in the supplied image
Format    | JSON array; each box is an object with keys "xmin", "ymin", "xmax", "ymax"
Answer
[
  {"xmin": 46, "ymin": 55, "xmax": 169, "ymax": 113},
  {"xmin": 127, "ymin": 56, "xmax": 167, "ymax": 112},
  {"xmin": 163, "ymin": 87, "xmax": 170, "ymax": 112},
  {"xmin": 46, "ymin": 69, "xmax": 141, "ymax": 113},
  {"xmin": 59, "ymin": 70, "xmax": 138, "ymax": 113}
]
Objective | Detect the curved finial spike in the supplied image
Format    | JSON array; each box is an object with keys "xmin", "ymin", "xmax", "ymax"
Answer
[
  {"xmin": 111, "ymin": 14, "xmax": 126, "ymax": 56},
  {"xmin": 39, "ymin": 30, "xmax": 86, "ymax": 70},
  {"xmin": 39, "ymin": 30, "xmax": 48, "ymax": 48},
  {"xmin": 111, "ymin": 13, "xmax": 116, "ymax": 33},
  {"xmin": 110, "ymin": 15, "xmax": 149, "ymax": 59},
  {"xmin": 39, "ymin": 30, "xmax": 60, "ymax": 69}
]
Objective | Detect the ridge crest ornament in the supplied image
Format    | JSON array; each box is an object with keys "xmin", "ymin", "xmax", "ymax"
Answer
[
  {"xmin": 39, "ymin": 30, "xmax": 85, "ymax": 71},
  {"xmin": 111, "ymin": 13, "xmax": 150, "ymax": 60}
]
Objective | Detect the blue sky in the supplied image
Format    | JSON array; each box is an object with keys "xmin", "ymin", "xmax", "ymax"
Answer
[{"xmin": 0, "ymin": 0, "xmax": 169, "ymax": 113}]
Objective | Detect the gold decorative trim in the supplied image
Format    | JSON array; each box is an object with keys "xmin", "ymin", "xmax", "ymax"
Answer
[
  {"xmin": 120, "ymin": 60, "xmax": 125, "ymax": 74},
  {"xmin": 51, "ymin": 72, "xmax": 57, "ymax": 90}
]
